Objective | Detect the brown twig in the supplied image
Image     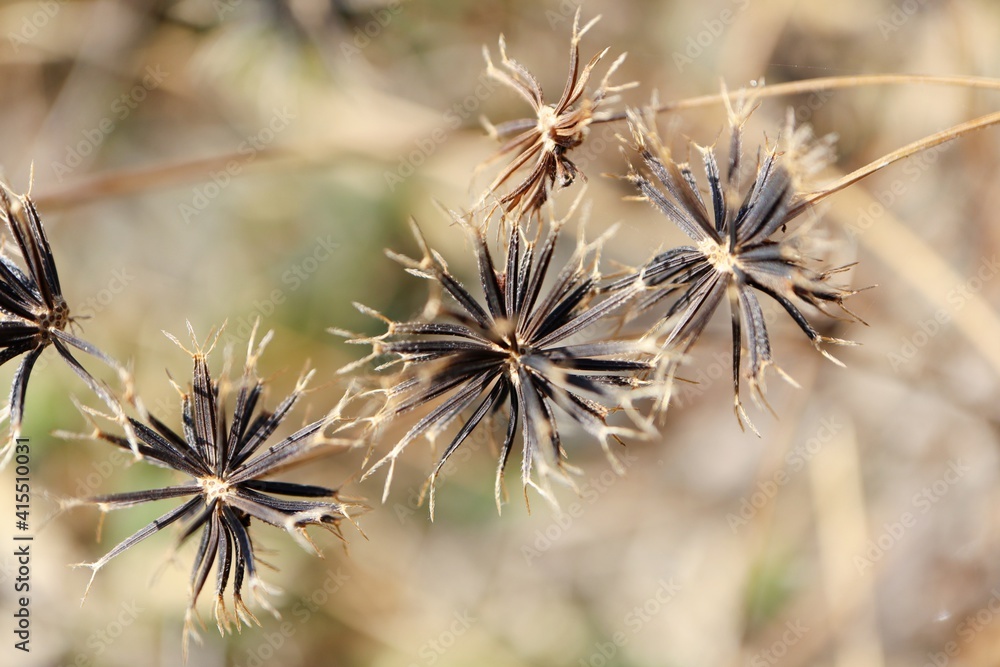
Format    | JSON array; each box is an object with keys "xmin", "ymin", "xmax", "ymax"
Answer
[
  {"xmin": 34, "ymin": 147, "xmax": 298, "ymax": 212},
  {"xmin": 598, "ymin": 73, "xmax": 1000, "ymax": 123},
  {"xmin": 791, "ymin": 109, "xmax": 1000, "ymax": 215}
]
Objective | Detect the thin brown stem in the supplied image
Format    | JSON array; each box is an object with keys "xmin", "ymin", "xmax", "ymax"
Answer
[
  {"xmin": 788, "ymin": 108, "xmax": 1000, "ymax": 217},
  {"xmin": 34, "ymin": 147, "xmax": 297, "ymax": 212},
  {"xmin": 597, "ymin": 73, "xmax": 1000, "ymax": 123}
]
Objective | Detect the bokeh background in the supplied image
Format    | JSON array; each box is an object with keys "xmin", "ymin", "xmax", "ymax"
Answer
[{"xmin": 1, "ymin": 0, "xmax": 1000, "ymax": 665}]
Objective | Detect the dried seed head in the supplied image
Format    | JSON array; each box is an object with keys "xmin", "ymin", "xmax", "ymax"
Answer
[
  {"xmin": 66, "ymin": 321, "xmax": 363, "ymax": 653},
  {"xmin": 621, "ymin": 98, "xmax": 864, "ymax": 431},
  {"xmin": 346, "ymin": 203, "xmax": 657, "ymax": 516},
  {"xmin": 780, "ymin": 107, "xmax": 838, "ymax": 192},
  {"xmin": 0, "ymin": 179, "xmax": 134, "ymax": 465},
  {"xmin": 197, "ymin": 476, "xmax": 233, "ymax": 503},
  {"xmin": 476, "ymin": 9, "xmax": 636, "ymax": 223}
]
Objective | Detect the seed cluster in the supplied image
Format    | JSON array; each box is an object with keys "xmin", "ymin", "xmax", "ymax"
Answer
[{"xmin": 15, "ymin": 8, "xmax": 975, "ymax": 658}]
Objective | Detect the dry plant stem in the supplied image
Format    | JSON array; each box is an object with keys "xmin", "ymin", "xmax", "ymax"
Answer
[
  {"xmin": 34, "ymin": 76, "xmax": 1000, "ymax": 213},
  {"xmin": 34, "ymin": 147, "xmax": 297, "ymax": 212},
  {"xmin": 807, "ymin": 421, "xmax": 885, "ymax": 667},
  {"xmin": 599, "ymin": 73, "xmax": 1000, "ymax": 122},
  {"xmin": 791, "ymin": 109, "xmax": 1000, "ymax": 214},
  {"xmin": 790, "ymin": 107, "xmax": 1000, "ymax": 377},
  {"xmin": 801, "ymin": 109, "xmax": 1000, "ymax": 378}
]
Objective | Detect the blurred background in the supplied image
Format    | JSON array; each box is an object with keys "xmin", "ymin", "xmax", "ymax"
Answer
[{"xmin": 1, "ymin": 0, "xmax": 1000, "ymax": 665}]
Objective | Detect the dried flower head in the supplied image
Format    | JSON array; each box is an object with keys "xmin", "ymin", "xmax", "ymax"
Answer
[
  {"xmin": 0, "ymin": 178, "xmax": 131, "ymax": 466},
  {"xmin": 621, "ymin": 101, "xmax": 863, "ymax": 430},
  {"xmin": 338, "ymin": 204, "xmax": 653, "ymax": 514},
  {"xmin": 477, "ymin": 9, "xmax": 635, "ymax": 220},
  {"xmin": 63, "ymin": 322, "xmax": 360, "ymax": 654}
]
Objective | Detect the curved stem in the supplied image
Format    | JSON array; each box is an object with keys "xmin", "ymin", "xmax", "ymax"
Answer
[
  {"xmin": 597, "ymin": 73, "xmax": 1000, "ymax": 123},
  {"xmin": 34, "ymin": 147, "xmax": 296, "ymax": 212},
  {"xmin": 788, "ymin": 109, "xmax": 1000, "ymax": 217}
]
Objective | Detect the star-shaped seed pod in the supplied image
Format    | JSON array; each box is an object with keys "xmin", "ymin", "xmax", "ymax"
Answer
[
  {"xmin": 0, "ymin": 178, "xmax": 132, "ymax": 466},
  {"xmin": 63, "ymin": 322, "xmax": 361, "ymax": 654},
  {"xmin": 620, "ymin": 103, "xmax": 864, "ymax": 430},
  {"xmin": 477, "ymin": 9, "xmax": 636, "ymax": 222},
  {"xmin": 338, "ymin": 203, "xmax": 655, "ymax": 515}
]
